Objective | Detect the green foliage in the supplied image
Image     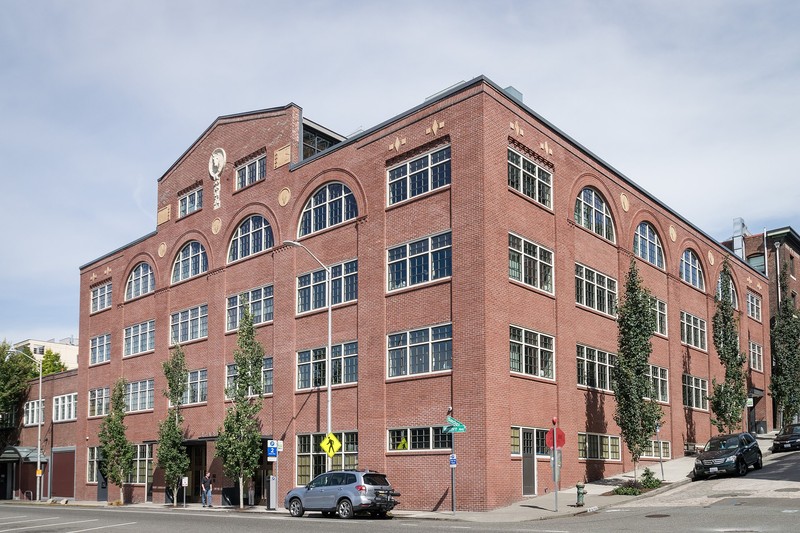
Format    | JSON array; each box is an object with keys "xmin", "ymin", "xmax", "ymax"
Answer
[
  {"xmin": 215, "ymin": 306, "xmax": 264, "ymax": 509},
  {"xmin": 98, "ymin": 378, "xmax": 135, "ymax": 504},
  {"xmin": 162, "ymin": 345, "xmax": 188, "ymax": 409},
  {"xmin": 41, "ymin": 349, "xmax": 68, "ymax": 376},
  {"xmin": 612, "ymin": 482, "xmax": 642, "ymax": 496},
  {"xmin": 157, "ymin": 345, "xmax": 189, "ymax": 506},
  {"xmin": 709, "ymin": 259, "xmax": 748, "ymax": 433},
  {"xmin": 0, "ymin": 343, "xmax": 37, "ymax": 448},
  {"xmin": 771, "ymin": 265, "xmax": 800, "ymax": 423},
  {"xmin": 640, "ymin": 467, "xmax": 661, "ymax": 489},
  {"xmin": 614, "ymin": 259, "xmax": 663, "ymax": 471}
]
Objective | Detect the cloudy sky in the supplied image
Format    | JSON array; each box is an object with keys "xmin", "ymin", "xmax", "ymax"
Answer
[{"xmin": 1, "ymin": 0, "xmax": 798, "ymax": 345}]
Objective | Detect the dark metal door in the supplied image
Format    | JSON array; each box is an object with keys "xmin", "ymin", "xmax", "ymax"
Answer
[
  {"xmin": 522, "ymin": 429, "xmax": 536, "ymax": 496},
  {"xmin": 96, "ymin": 462, "xmax": 108, "ymax": 502}
]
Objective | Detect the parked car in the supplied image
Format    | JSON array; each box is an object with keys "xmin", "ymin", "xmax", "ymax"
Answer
[
  {"xmin": 772, "ymin": 423, "xmax": 800, "ymax": 452},
  {"xmin": 693, "ymin": 432, "xmax": 762, "ymax": 480},
  {"xmin": 284, "ymin": 470, "xmax": 399, "ymax": 519}
]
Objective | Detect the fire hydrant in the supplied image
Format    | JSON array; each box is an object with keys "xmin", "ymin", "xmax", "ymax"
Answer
[{"xmin": 576, "ymin": 482, "xmax": 586, "ymax": 507}]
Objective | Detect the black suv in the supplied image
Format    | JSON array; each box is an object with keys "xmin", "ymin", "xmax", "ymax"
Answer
[
  {"xmin": 693, "ymin": 432, "xmax": 762, "ymax": 480},
  {"xmin": 284, "ymin": 470, "xmax": 399, "ymax": 519},
  {"xmin": 772, "ymin": 423, "xmax": 800, "ymax": 452}
]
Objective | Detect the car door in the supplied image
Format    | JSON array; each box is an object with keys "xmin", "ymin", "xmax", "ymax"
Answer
[
  {"xmin": 739, "ymin": 434, "xmax": 756, "ymax": 465},
  {"xmin": 304, "ymin": 473, "xmax": 331, "ymax": 510}
]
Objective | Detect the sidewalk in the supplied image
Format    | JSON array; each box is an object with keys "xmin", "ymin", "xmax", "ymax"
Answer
[{"xmin": 3, "ymin": 434, "xmax": 776, "ymax": 523}]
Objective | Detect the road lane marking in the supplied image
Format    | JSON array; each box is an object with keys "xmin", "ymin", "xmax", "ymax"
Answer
[
  {"xmin": 67, "ymin": 522, "xmax": 137, "ymax": 532},
  {"xmin": 0, "ymin": 519, "xmax": 97, "ymax": 532},
  {"xmin": 0, "ymin": 517, "xmax": 60, "ymax": 527}
]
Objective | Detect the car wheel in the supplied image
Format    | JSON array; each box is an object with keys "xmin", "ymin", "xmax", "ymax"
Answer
[
  {"xmin": 736, "ymin": 458, "xmax": 748, "ymax": 476},
  {"xmin": 692, "ymin": 472, "xmax": 704, "ymax": 482},
  {"xmin": 337, "ymin": 498, "xmax": 354, "ymax": 519},
  {"xmin": 289, "ymin": 498, "xmax": 305, "ymax": 517},
  {"xmin": 754, "ymin": 453, "xmax": 763, "ymax": 470}
]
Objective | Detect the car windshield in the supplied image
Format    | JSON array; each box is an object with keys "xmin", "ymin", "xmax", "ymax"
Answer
[
  {"xmin": 705, "ymin": 436, "xmax": 739, "ymax": 451},
  {"xmin": 779, "ymin": 425, "xmax": 800, "ymax": 436}
]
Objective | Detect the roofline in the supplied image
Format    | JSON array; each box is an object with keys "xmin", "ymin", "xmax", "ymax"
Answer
[
  {"xmin": 766, "ymin": 226, "xmax": 800, "ymax": 249},
  {"xmin": 80, "ymin": 230, "xmax": 157, "ymax": 270}
]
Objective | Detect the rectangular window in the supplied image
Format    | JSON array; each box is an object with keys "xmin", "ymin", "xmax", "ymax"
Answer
[
  {"xmin": 125, "ymin": 379, "xmax": 155, "ymax": 412},
  {"xmin": 575, "ymin": 264, "xmax": 617, "ymax": 316},
  {"xmin": 388, "ymin": 145, "xmax": 451, "ymax": 205},
  {"xmin": 388, "ymin": 427, "xmax": 452, "ymax": 451},
  {"xmin": 641, "ymin": 440, "xmax": 671, "ymax": 459},
  {"xmin": 388, "ymin": 232, "xmax": 451, "ymax": 291},
  {"xmin": 182, "ymin": 369, "xmax": 208, "ymax": 405},
  {"xmin": 124, "ymin": 320, "xmax": 155, "ymax": 356},
  {"xmin": 0, "ymin": 411, "xmax": 15, "ymax": 428},
  {"xmin": 509, "ymin": 325, "xmax": 555, "ymax": 380},
  {"xmin": 651, "ymin": 298, "xmax": 667, "ymax": 336},
  {"xmin": 682, "ymin": 374, "xmax": 708, "ymax": 410},
  {"xmin": 576, "ymin": 345, "xmax": 615, "ymax": 392},
  {"xmin": 296, "ymin": 260, "xmax": 357, "ymax": 314},
  {"xmin": 297, "ymin": 342, "xmax": 358, "ymax": 390},
  {"xmin": 649, "ymin": 365, "xmax": 669, "ymax": 402},
  {"xmin": 749, "ymin": 341, "xmax": 764, "ymax": 372},
  {"xmin": 747, "ymin": 292, "xmax": 762, "ymax": 321},
  {"xmin": 23, "ymin": 400, "xmax": 44, "ymax": 426},
  {"xmin": 226, "ymin": 357, "xmax": 273, "ymax": 398},
  {"xmin": 53, "ymin": 393, "xmax": 78, "ymax": 422},
  {"xmin": 227, "ymin": 284, "xmax": 274, "ymax": 331},
  {"xmin": 388, "ymin": 324, "xmax": 452, "ymax": 378},
  {"xmin": 507, "ymin": 148, "xmax": 552, "ymax": 208},
  {"xmin": 127, "ymin": 444, "xmax": 154, "ymax": 484},
  {"xmin": 680, "ymin": 311, "xmax": 707, "ymax": 350},
  {"xmin": 87, "ymin": 447, "xmax": 100, "ymax": 483},
  {"xmin": 510, "ymin": 427, "xmax": 552, "ymax": 456},
  {"xmin": 91, "ymin": 282, "xmax": 112, "ymax": 313},
  {"xmin": 170, "ymin": 304, "xmax": 208, "ymax": 344},
  {"xmin": 179, "ymin": 188, "xmax": 203, "ymax": 217},
  {"xmin": 90, "ymin": 333, "xmax": 111, "ymax": 365},
  {"xmin": 88, "ymin": 387, "xmax": 110, "ymax": 417},
  {"xmin": 508, "ymin": 233, "xmax": 554, "ymax": 293},
  {"xmin": 296, "ymin": 432, "xmax": 358, "ymax": 485},
  {"xmin": 578, "ymin": 433, "xmax": 621, "ymax": 460},
  {"xmin": 236, "ymin": 155, "xmax": 266, "ymax": 190}
]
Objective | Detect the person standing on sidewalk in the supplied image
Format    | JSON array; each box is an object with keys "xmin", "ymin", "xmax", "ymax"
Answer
[{"xmin": 201, "ymin": 472, "xmax": 213, "ymax": 507}]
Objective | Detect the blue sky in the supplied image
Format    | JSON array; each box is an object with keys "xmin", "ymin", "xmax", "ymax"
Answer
[{"xmin": 1, "ymin": 0, "xmax": 798, "ymax": 344}]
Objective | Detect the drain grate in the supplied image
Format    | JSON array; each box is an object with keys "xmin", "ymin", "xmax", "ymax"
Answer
[{"xmin": 645, "ymin": 514, "xmax": 670, "ymax": 518}]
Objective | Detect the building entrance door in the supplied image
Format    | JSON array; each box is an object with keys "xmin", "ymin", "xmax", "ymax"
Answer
[{"xmin": 522, "ymin": 429, "xmax": 537, "ymax": 496}]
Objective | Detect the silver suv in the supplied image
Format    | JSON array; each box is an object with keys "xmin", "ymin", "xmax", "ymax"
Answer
[{"xmin": 284, "ymin": 470, "xmax": 399, "ymax": 519}]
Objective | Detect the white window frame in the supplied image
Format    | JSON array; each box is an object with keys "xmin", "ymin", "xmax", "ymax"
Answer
[
  {"xmin": 716, "ymin": 275, "xmax": 738, "ymax": 309},
  {"xmin": 574, "ymin": 187, "xmax": 616, "ymax": 242},
  {"xmin": 388, "ymin": 232, "xmax": 451, "ymax": 291},
  {"xmin": 575, "ymin": 263, "xmax": 617, "ymax": 316},
  {"xmin": 296, "ymin": 342, "xmax": 358, "ymax": 390},
  {"xmin": 576, "ymin": 345, "xmax": 615, "ymax": 392},
  {"xmin": 90, "ymin": 333, "xmax": 111, "ymax": 365},
  {"xmin": 124, "ymin": 319, "xmax": 155, "ymax": 356},
  {"xmin": 227, "ymin": 214, "xmax": 274, "ymax": 263},
  {"xmin": 88, "ymin": 387, "xmax": 110, "ymax": 417},
  {"xmin": 170, "ymin": 304, "xmax": 208, "ymax": 345},
  {"xmin": 388, "ymin": 145, "xmax": 451, "ymax": 205},
  {"xmin": 507, "ymin": 148, "xmax": 552, "ymax": 209},
  {"xmin": 509, "ymin": 325, "xmax": 555, "ymax": 380},
  {"xmin": 651, "ymin": 298, "xmax": 668, "ymax": 337},
  {"xmin": 749, "ymin": 341, "xmax": 764, "ymax": 372},
  {"xmin": 128, "ymin": 444, "xmax": 154, "ymax": 485},
  {"xmin": 296, "ymin": 432, "xmax": 358, "ymax": 485},
  {"xmin": 388, "ymin": 324, "xmax": 453, "ymax": 378},
  {"xmin": 179, "ymin": 187, "xmax": 203, "ymax": 218},
  {"xmin": 510, "ymin": 427, "xmax": 553, "ymax": 457},
  {"xmin": 226, "ymin": 356, "xmax": 274, "ymax": 398},
  {"xmin": 388, "ymin": 427, "xmax": 452, "ymax": 451},
  {"xmin": 641, "ymin": 440, "xmax": 671, "ymax": 459},
  {"xmin": 226, "ymin": 284, "xmax": 274, "ymax": 331},
  {"xmin": 124, "ymin": 379, "xmax": 154, "ymax": 412},
  {"xmin": 182, "ymin": 369, "xmax": 208, "ymax": 405},
  {"xmin": 235, "ymin": 154, "xmax": 266, "ymax": 190},
  {"xmin": 682, "ymin": 374, "xmax": 708, "ymax": 410},
  {"xmin": 296, "ymin": 260, "xmax": 358, "ymax": 314},
  {"xmin": 649, "ymin": 364, "xmax": 669, "ymax": 403},
  {"xmin": 747, "ymin": 292, "xmax": 762, "ymax": 321},
  {"xmin": 91, "ymin": 282, "xmax": 112, "ymax": 313},
  {"xmin": 508, "ymin": 233, "xmax": 554, "ymax": 294},
  {"xmin": 125, "ymin": 262, "xmax": 155, "ymax": 300},
  {"xmin": 298, "ymin": 182, "xmax": 358, "ymax": 237},
  {"xmin": 171, "ymin": 241, "xmax": 208, "ymax": 284},
  {"xmin": 680, "ymin": 311, "xmax": 707, "ymax": 350},
  {"xmin": 578, "ymin": 432, "xmax": 621, "ymax": 460},
  {"xmin": 87, "ymin": 447, "xmax": 100, "ymax": 483},
  {"xmin": 53, "ymin": 393, "xmax": 77, "ymax": 422},
  {"xmin": 680, "ymin": 249, "xmax": 705, "ymax": 290},
  {"xmin": 633, "ymin": 222, "xmax": 664, "ymax": 269},
  {"xmin": 23, "ymin": 399, "xmax": 44, "ymax": 426}
]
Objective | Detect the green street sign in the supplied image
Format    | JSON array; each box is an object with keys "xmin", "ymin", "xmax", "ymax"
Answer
[{"xmin": 444, "ymin": 416, "xmax": 466, "ymax": 433}]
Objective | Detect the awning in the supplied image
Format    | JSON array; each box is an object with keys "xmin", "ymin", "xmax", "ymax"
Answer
[
  {"xmin": 0, "ymin": 446, "xmax": 49, "ymax": 463},
  {"xmin": 749, "ymin": 387, "xmax": 765, "ymax": 398}
]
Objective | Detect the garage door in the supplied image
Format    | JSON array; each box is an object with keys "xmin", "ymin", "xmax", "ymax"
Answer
[{"xmin": 51, "ymin": 450, "xmax": 75, "ymax": 498}]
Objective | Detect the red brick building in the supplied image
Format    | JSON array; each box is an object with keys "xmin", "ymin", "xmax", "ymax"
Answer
[{"xmin": 8, "ymin": 76, "xmax": 772, "ymax": 511}]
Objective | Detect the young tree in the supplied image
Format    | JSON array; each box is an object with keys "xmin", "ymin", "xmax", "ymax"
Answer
[
  {"xmin": 41, "ymin": 349, "xmax": 68, "ymax": 376},
  {"xmin": 0, "ymin": 342, "xmax": 37, "ymax": 449},
  {"xmin": 216, "ymin": 306, "xmax": 264, "ymax": 509},
  {"xmin": 709, "ymin": 258, "xmax": 748, "ymax": 433},
  {"xmin": 157, "ymin": 345, "xmax": 189, "ymax": 506},
  {"xmin": 614, "ymin": 259, "xmax": 663, "ymax": 480},
  {"xmin": 98, "ymin": 378, "xmax": 135, "ymax": 504},
  {"xmin": 770, "ymin": 264, "xmax": 800, "ymax": 425}
]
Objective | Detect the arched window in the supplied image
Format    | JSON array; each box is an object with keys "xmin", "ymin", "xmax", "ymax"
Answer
[
  {"xmin": 172, "ymin": 241, "xmax": 208, "ymax": 283},
  {"xmin": 680, "ymin": 249, "xmax": 705, "ymax": 291},
  {"xmin": 633, "ymin": 222, "xmax": 664, "ymax": 269},
  {"xmin": 717, "ymin": 272, "xmax": 738, "ymax": 309},
  {"xmin": 125, "ymin": 262, "xmax": 155, "ymax": 300},
  {"xmin": 574, "ymin": 187, "xmax": 615, "ymax": 242},
  {"xmin": 298, "ymin": 182, "xmax": 358, "ymax": 237},
  {"xmin": 228, "ymin": 215, "xmax": 274, "ymax": 263}
]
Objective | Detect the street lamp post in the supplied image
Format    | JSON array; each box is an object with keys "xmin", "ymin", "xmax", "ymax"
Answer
[
  {"xmin": 285, "ymin": 240, "xmax": 332, "ymax": 470},
  {"xmin": 7, "ymin": 348, "xmax": 43, "ymax": 501}
]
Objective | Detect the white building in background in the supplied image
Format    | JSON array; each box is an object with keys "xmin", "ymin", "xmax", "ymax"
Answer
[{"xmin": 12, "ymin": 337, "xmax": 79, "ymax": 370}]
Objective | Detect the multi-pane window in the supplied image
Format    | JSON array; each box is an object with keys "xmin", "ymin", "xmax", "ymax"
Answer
[
  {"xmin": 53, "ymin": 393, "xmax": 77, "ymax": 422},
  {"xmin": 641, "ymin": 440, "xmax": 671, "ymax": 459},
  {"xmin": 508, "ymin": 234, "xmax": 554, "ymax": 293},
  {"xmin": 182, "ymin": 369, "xmax": 208, "ymax": 405},
  {"xmin": 682, "ymin": 374, "xmax": 708, "ymax": 410},
  {"xmin": 388, "ymin": 145, "xmax": 451, "ymax": 205},
  {"xmin": 226, "ymin": 285, "xmax": 274, "ymax": 331},
  {"xmin": 296, "ymin": 432, "xmax": 358, "ymax": 485},
  {"xmin": 297, "ymin": 342, "xmax": 358, "ymax": 389},
  {"xmin": 507, "ymin": 148, "xmax": 552, "ymax": 208},
  {"xmin": 91, "ymin": 282, "xmax": 112, "ymax": 313},
  {"xmin": 88, "ymin": 387, "xmax": 110, "ymax": 417},
  {"xmin": 236, "ymin": 155, "xmax": 266, "ymax": 190},
  {"xmin": 297, "ymin": 260, "xmax": 357, "ymax": 313},
  {"xmin": 125, "ymin": 262, "xmax": 155, "ymax": 300},
  {"xmin": 747, "ymin": 292, "xmax": 762, "ymax": 321},
  {"xmin": 172, "ymin": 241, "xmax": 208, "ymax": 283},
  {"xmin": 510, "ymin": 427, "xmax": 553, "ymax": 456},
  {"xmin": 651, "ymin": 298, "xmax": 667, "ymax": 336},
  {"xmin": 509, "ymin": 325, "xmax": 555, "ymax": 380},
  {"xmin": 680, "ymin": 311, "xmax": 707, "ymax": 350},
  {"xmin": 298, "ymin": 182, "xmax": 358, "ymax": 237},
  {"xmin": 388, "ymin": 324, "xmax": 453, "ymax": 378},
  {"xmin": 576, "ymin": 345, "xmax": 615, "ymax": 392},
  {"xmin": 0, "ymin": 411, "xmax": 15, "ymax": 428},
  {"xmin": 179, "ymin": 187, "xmax": 203, "ymax": 217},
  {"xmin": 125, "ymin": 379, "xmax": 155, "ymax": 412},
  {"xmin": 578, "ymin": 433, "xmax": 621, "ymax": 460},
  {"xmin": 749, "ymin": 341, "xmax": 764, "ymax": 372},
  {"xmin": 87, "ymin": 447, "xmax": 100, "ymax": 483},
  {"xmin": 633, "ymin": 222, "xmax": 664, "ymax": 268},
  {"xmin": 124, "ymin": 320, "xmax": 155, "ymax": 356},
  {"xmin": 575, "ymin": 264, "xmax": 617, "ymax": 316},
  {"xmin": 23, "ymin": 400, "xmax": 44, "ymax": 426},
  {"xmin": 170, "ymin": 304, "xmax": 208, "ymax": 344},
  {"xmin": 388, "ymin": 427, "xmax": 452, "ymax": 450},
  {"xmin": 90, "ymin": 333, "xmax": 111, "ymax": 365},
  {"xmin": 574, "ymin": 188, "xmax": 615, "ymax": 242},
  {"xmin": 716, "ymin": 274, "xmax": 738, "ymax": 309},
  {"xmin": 680, "ymin": 249, "xmax": 705, "ymax": 290},
  {"xmin": 226, "ymin": 357, "xmax": 273, "ymax": 397},
  {"xmin": 388, "ymin": 232, "xmax": 452, "ymax": 291},
  {"xmin": 303, "ymin": 130, "xmax": 337, "ymax": 158},
  {"xmin": 228, "ymin": 215, "xmax": 275, "ymax": 262},
  {"xmin": 649, "ymin": 365, "xmax": 669, "ymax": 402},
  {"xmin": 128, "ymin": 444, "xmax": 154, "ymax": 484}
]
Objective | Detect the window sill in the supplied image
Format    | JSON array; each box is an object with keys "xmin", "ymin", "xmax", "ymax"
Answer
[
  {"xmin": 295, "ymin": 299, "xmax": 357, "ymax": 318},
  {"xmin": 386, "ymin": 370, "xmax": 452, "ymax": 384},
  {"xmin": 507, "ymin": 186, "xmax": 554, "ymax": 213},
  {"xmin": 385, "ymin": 184, "xmax": 450, "ymax": 211},
  {"xmin": 575, "ymin": 304, "xmax": 617, "ymax": 321},
  {"xmin": 508, "ymin": 278, "xmax": 555, "ymax": 299},
  {"xmin": 169, "ymin": 336, "xmax": 208, "ymax": 348},
  {"xmin": 387, "ymin": 276, "xmax": 450, "ymax": 297},
  {"xmin": 510, "ymin": 372, "xmax": 555, "ymax": 384}
]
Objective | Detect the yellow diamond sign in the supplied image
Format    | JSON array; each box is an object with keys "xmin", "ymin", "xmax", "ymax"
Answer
[{"xmin": 320, "ymin": 432, "xmax": 342, "ymax": 458}]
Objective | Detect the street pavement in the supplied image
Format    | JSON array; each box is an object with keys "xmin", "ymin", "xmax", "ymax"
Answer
[{"xmin": 2, "ymin": 433, "xmax": 780, "ymax": 524}]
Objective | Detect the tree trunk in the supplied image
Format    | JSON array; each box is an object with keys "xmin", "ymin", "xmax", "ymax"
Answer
[{"xmin": 238, "ymin": 475, "xmax": 244, "ymax": 509}]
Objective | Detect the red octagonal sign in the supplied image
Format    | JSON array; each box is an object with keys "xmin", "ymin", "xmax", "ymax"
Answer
[{"xmin": 545, "ymin": 427, "xmax": 566, "ymax": 449}]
